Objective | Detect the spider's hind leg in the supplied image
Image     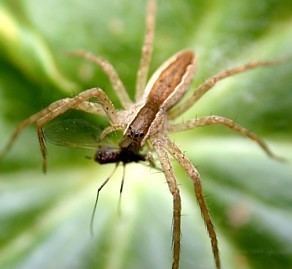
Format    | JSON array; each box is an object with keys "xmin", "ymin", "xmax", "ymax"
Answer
[
  {"xmin": 152, "ymin": 138, "xmax": 181, "ymax": 269},
  {"xmin": 165, "ymin": 137, "xmax": 221, "ymax": 269}
]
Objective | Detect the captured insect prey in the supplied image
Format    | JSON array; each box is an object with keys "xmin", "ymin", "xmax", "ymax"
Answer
[{"xmin": 1, "ymin": 0, "xmax": 291, "ymax": 269}]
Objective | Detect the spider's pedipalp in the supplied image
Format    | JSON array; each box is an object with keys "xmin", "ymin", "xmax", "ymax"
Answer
[
  {"xmin": 0, "ymin": 88, "xmax": 118, "ymax": 169},
  {"xmin": 169, "ymin": 59, "xmax": 287, "ymax": 119},
  {"xmin": 168, "ymin": 115, "xmax": 283, "ymax": 161},
  {"xmin": 135, "ymin": 0, "xmax": 156, "ymax": 101},
  {"xmin": 100, "ymin": 124, "xmax": 125, "ymax": 141},
  {"xmin": 152, "ymin": 138, "xmax": 181, "ymax": 269},
  {"xmin": 69, "ymin": 50, "xmax": 132, "ymax": 108},
  {"xmin": 165, "ymin": 137, "xmax": 221, "ymax": 269}
]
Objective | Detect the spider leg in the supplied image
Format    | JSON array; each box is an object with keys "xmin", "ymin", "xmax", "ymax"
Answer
[
  {"xmin": 135, "ymin": 0, "xmax": 156, "ymax": 101},
  {"xmin": 69, "ymin": 50, "xmax": 132, "ymax": 108},
  {"xmin": 165, "ymin": 137, "xmax": 221, "ymax": 269},
  {"xmin": 99, "ymin": 124, "xmax": 125, "ymax": 141},
  {"xmin": 0, "ymin": 88, "xmax": 118, "ymax": 170},
  {"xmin": 145, "ymin": 151, "xmax": 158, "ymax": 170},
  {"xmin": 152, "ymin": 138, "xmax": 181, "ymax": 269},
  {"xmin": 169, "ymin": 115, "xmax": 283, "ymax": 161},
  {"xmin": 74, "ymin": 101, "xmax": 106, "ymax": 116},
  {"xmin": 169, "ymin": 58, "xmax": 286, "ymax": 119}
]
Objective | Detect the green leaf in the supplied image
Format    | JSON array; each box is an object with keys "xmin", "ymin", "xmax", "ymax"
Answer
[{"xmin": 0, "ymin": 1, "xmax": 292, "ymax": 269}]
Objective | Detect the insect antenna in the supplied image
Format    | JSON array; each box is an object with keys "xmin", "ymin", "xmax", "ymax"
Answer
[
  {"xmin": 117, "ymin": 164, "xmax": 126, "ymax": 216},
  {"xmin": 90, "ymin": 163, "xmax": 119, "ymax": 236}
]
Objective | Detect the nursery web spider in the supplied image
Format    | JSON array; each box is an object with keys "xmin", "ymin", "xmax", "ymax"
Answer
[{"xmin": 0, "ymin": 0, "xmax": 288, "ymax": 268}]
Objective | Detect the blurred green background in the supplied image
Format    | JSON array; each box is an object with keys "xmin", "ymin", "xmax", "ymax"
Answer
[{"xmin": 1, "ymin": 0, "xmax": 292, "ymax": 269}]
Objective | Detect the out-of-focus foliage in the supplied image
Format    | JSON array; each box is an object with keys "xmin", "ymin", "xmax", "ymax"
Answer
[{"xmin": 0, "ymin": 1, "xmax": 292, "ymax": 269}]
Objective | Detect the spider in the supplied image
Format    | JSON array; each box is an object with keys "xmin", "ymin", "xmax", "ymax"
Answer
[{"xmin": 0, "ymin": 0, "xmax": 287, "ymax": 268}]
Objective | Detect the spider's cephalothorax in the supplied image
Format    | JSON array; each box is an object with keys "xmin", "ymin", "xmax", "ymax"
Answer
[{"xmin": 0, "ymin": 0, "xmax": 287, "ymax": 269}]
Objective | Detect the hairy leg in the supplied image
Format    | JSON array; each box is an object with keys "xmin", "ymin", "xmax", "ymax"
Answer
[
  {"xmin": 135, "ymin": 0, "xmax": 156, "ymax": 100},
  {"xmin": 169, "ymin": 115, "xmax": 282, "ymax": 160},
  {"xmin": 1, "ymin": 88, "xmax": 118, "ymax": 170},
  {"xmin": 165, "ymin": 137, "xmax": 221, "ymax": 269},
  {"xmin": 152, "ymin": 138, "xmax": 181, "ymax": 269},
  {"xmin": 69, "ymin": 50, "xmax": 132, "ymax": 108},
  {"xmin": 169, "ymin": 58, "xmax": 286, "ymax": 119},
  {"xmin": 74, "ymin": 101, "xmax": 106, "ymax": 116}
]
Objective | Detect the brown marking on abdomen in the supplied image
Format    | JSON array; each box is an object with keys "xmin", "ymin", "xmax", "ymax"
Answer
[
  {"xmin": 148, "ymin": 51, "xmax": 194, "ymax": 106},
  {"xmin": 120, "ymin": 51, "xmax": 194, "ymax": 152}
]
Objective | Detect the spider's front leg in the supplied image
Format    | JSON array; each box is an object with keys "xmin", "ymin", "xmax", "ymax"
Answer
[
  {"xmin": 0, "ymin": 87, "xmax": 118, "ymax": 172},
  {"xmin": 69, "ymin": 50, "xmax": 132, "ymax": 109},
  {"xmin": 169, "ymin": 115, "xmax": 283, "ymax": 161},
  {"xmin": 164, "ymin": 137, "xmax": 221, "ymax": 269},
  {"xmin": 135, "ymin": 0, "xmax": 156, "ymax": 100},
  {"xmin": 152, "ymin": 138, "xmax": 181, "ymax": 269},
  {"xmin": 169, "ymin": 58, "xmax": 287, "ymax": 119}
]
